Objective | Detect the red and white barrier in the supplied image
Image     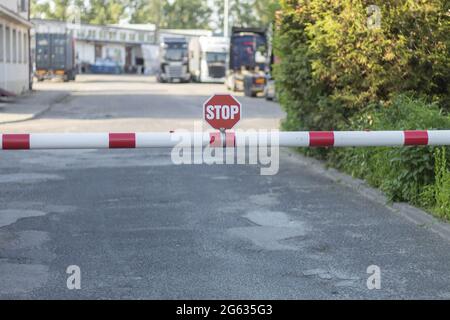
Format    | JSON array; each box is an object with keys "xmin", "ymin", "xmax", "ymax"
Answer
[{"xmin": 0, "ymin": 130, "xmax": 449, "ymax": 150}]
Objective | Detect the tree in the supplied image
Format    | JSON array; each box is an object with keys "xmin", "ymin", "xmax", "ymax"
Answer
[
  {"xmin": 30, "ymin": 0, "xmax": 126, "ymax": 25},
  {"xmin": 212, "ymin": 0, "xmax": 278, "ymax": 31},
  {"xmin": 31, "ymin": 0, "xmax": 71, "ymax": 20},
  {"xmin": 128, "ymin": 0, "xmax": 161, "ymax": 24},
  {"xmin": 213, "ymin": 0, "xmax": 255, "ymax": 30},
  {"xmin": 274, "ymin": 0, "xmax": 449, "ymax": 133},
  {"xmin": 88, "ymin": 0, "xmax": 127, "ymax": 25},
  {"xmin": 254, "ymin": 0, "xmax": 279, "ymax": 26},
  {"xmin": 163, "ymin": 0, "xmax": 212, "ymax": 29},
  {"xmin": 129, "ymin": 0, "xmax": 212, "ymax": 29}
]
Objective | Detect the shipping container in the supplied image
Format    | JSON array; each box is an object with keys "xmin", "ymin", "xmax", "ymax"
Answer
[{"xmin": 35, "ymin": 33, "xmax": 76, "ymax": 82}]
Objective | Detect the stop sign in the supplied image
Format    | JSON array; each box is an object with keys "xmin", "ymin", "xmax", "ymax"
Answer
[{"xmin": 203, "ymin": 94, "xmax": 241, "ymax": 130}]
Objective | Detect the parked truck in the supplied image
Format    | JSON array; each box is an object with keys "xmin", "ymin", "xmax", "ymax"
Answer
[
  {"xmin": 35, "ymin": 33, "xmax": 76, "ymax": 82},
  {"xmin": 189, "ymin": 36, "xmax": 229, "ymax": 83},
  {"xmin": 157, "ymin": 37, "xmax": 190, "ymax": 83},
  {"xmin": 226, "ymin": 27, "xmax": 268, "ymax": 97}
]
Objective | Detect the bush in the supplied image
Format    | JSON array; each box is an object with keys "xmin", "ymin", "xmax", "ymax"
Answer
[
  {"xmin": 421, "ymin": 148, "xmax": 450, "ymax": 219},
  {"xmin": 274, "ymin": 0, "xmax": 450, "ymax": 218},
  {"xmin": 332, "ymin": 96, "xmax": 450, "ymax": 209},
  {"xmin": 274, "ymin": 0, "xmax": 449, "ymax": 133}
]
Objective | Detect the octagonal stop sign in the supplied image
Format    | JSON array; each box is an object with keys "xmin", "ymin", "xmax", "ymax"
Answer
[{"xmin": 203, "ymin": 94, "xmax": 241, "ymax": 130}]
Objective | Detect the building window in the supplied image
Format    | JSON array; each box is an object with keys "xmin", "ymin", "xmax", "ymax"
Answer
[
  {"xmin": 129, "ymin": 33, "xmax": 135, "ymax": 41},
  {"xmin": 109, "ymin": 32, "xmax": 116, "ymax": 40},
  {"xmin": 19, "ymin": 0, "xmax": 28, "ymax": 12},
  {"xmin": 18, "ymin": 30, "xmax": 22, "ymax": 63},
  {"xmin": 24, "ymin": 32, "xmax": 28, "ymax": 63},
  {"xmin": 12, "ymin": 29, "xmax": 17, "ymax": 63},
  {"xmin": 5, "ymin": 26, "xmax": 10, "ymax": 62},
  {"xmin": 138, "ymin": 33, "xmax": 145, "ymax": 42},
  {"xmin": 120, "ymin": 32, "xmax": 126, "ymax": 41},
  {"xmin": 0, "ymin": 24, "xmax": 3, "ymax": 62}
]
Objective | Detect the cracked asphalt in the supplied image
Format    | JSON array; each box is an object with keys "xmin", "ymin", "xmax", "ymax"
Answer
[{"xmin": 1, "ymin": 75, "xmax": 450, "ymax": 299}]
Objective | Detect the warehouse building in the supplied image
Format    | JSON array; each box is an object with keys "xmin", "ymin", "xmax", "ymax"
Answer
[
  {"xmin": 32, "ymin": 19, "xmax": 157, "ymax": 74},
  {"xmin": 0, "ymin": 0, "xmax": 32, "ymax": 95},
  {"xmin": 31, "ymin": 19, "xmax": 213, "ymax": 76}
]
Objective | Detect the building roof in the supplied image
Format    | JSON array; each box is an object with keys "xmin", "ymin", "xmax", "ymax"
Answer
[
  {"xmin": 31, "ymin": 19, "xmax": 156, "ymax": 33},
  {"xmin": 109, "ymin": 23, "xmax": 156, "ymax": 32},
  {"xmin": 0, "ymin": 4, "xmax": 33, "ymax": 27},
  {"xmin": 160, "ymin": 29, "xmax": 213, "ymax": 37}
]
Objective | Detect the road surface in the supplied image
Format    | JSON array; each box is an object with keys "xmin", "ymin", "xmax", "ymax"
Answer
[{"xmin": 1, "ymin": 75, "xmax": 450, "ymax": 299}]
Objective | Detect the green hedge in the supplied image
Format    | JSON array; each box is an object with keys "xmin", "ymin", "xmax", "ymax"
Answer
[
  {"xmin": 274, "ymin": 0, "xmax": 450, "ymax": 218},
  {"xmin": 331, "ymin": 96, "xmax": 450, "ymax": 219},
  {"xmin": 275, "ymin": 0, "xmax": 449, "ymax": 131}
]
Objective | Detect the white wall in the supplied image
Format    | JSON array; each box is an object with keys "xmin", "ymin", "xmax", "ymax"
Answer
[
  {"xmin": 1, "ymin": 0, "xmax": 29, "ymax": 19},
  {"xmin": 141, "ymin": 44, "xmax": 159, "ymax": 74},
  {"xmin": 1, "ymin": 0, "xmax": 17, "ymax": 11},
  {"xmin": 76, "ymin": 41, "xmax": 95, "ymax": 64},
  {"xmin": 0, "ymin": 16, "xmax": 30, "ymax": 94}
]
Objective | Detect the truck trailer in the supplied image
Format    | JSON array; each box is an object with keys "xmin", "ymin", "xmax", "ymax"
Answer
[
  {"xmin": 157, "ymin": 37, "xmax": 190, "ymax": 83},
  {"xmin": 226, "ymin": 27, "xmax": 268, "ymax": 97},
  {"xmin": 189, "ymin": 36, "xmax": 229, "ymax": 83},
  {"xmin": 35, "ymin": 33, "xmax": 76, "ymax": 82}
]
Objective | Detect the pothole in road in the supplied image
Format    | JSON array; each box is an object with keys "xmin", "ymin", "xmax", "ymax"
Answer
[
  {"xmin": 0, "ymin": 230, "xmax": 50, "ymax": 250},
  {"xmin": 228, "ymin": 210, "xmax": 309, "ymax": 250},
  {"xmin": 301, "ymin": 268, "xmax": 361, "ymax": 288},
  {"xmin": 0, "ymin": 209, "xmax": 47, "ymax": 228},
  {"xmin": 0, "ymin": 260, "xmax": 49, "ymax": 295},
  {"xmin": 248, "ymin": 194, "xmax": 280, "ymax": 206}
]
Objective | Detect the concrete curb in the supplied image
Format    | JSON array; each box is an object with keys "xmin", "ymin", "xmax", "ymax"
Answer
[
  {"xmin": 0, "ymin": 91, "xmax": 70, "ymax": 125},
  {"xmin": 282, "ymin": 148, "xmax": 450, "ymax": 242}
]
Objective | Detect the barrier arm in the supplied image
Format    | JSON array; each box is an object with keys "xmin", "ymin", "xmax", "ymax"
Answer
[{"xmin": 1, "ymin": 130, "xmax": 450, "ymax": 150}]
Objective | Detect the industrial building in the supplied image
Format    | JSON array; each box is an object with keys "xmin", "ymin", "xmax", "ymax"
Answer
[
  {"xmin": 31, "ymin": 19, "xmax": 213, "ymax": 76},
  {"xmin": 32, "ymin": 19, "xmax": 158, "ymax": 74},
  {"xmin": 0, "ymin": 0, "xmax": 32, "ymax": 95}
]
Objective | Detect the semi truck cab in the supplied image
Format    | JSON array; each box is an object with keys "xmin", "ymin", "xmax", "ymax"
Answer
[
  {"xmin": 157, "ymin": 37, "xmax": 190, "ymax": 83},
  {"xmin": 226, "ymin": 27, "xmax": 268, "ymax": 97},
  {"xmin": 189, "ymin": 37, "xmax": 229, "ymax": 83}
]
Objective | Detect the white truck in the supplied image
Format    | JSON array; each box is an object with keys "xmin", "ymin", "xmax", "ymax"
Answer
[{"xmin": 189, "ymin": 37, "xmax": 229, "ymax": 83}]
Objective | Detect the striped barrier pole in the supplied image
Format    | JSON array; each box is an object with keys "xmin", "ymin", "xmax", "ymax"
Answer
[{"xmin": 1, "ymin": 130, "xmax": 450, "ymax": 150}]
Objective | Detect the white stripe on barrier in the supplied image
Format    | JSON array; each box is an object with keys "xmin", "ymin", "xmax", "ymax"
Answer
[
  {"xmin": 278, "ymin": 132, "xmax": 310, "ymax": 147},
  {"xmin": 30, "ymin": 133, "xmax": 109, "ymax": 149},
  {"xmin": 334, "ymin": 131, "xmax": 404, "ymax": 147},
  {"xmin": 428, "ymin": 130, "xmax": 450, "ymax": 146},
  {"xmin": 136, "ymin": 132, "xmax": 211, "ymax": 148}
]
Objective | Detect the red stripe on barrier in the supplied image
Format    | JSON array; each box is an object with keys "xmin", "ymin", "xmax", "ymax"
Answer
[
  {"xmin": 2, "ymin": 134, "xmax": 30, "ymax": 150},
  {"xmin": 404, "ymin": 130, "xmax": 428, "ymax": 145},
  {"xmin": 209, "ymin": 132, "xmax": 221, "ymax": 147},
  {"xmin": 226, "ymin": 132, "xmax": 236, "ymax": 148},
  {"xmin": 109, "ymin": 133, "xmax": 136, "ymax": 148},
  {"xmin": 209, "ymin": 132, "xmax": 235, "ymax": 147},
  {"xmin": 309, "ymin": 131, "xmax": 334, "ymax": 147}
]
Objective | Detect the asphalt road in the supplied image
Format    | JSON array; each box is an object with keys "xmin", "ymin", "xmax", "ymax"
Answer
[{"xmin": 1, "ymin": 75, "xmax": 450, "ymax": 299}]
